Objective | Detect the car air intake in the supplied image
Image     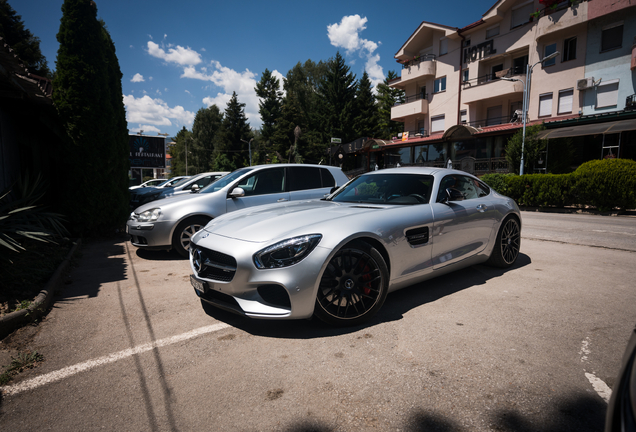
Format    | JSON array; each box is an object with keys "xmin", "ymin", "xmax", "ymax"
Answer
[{"xmin": 406, "ymin": 227, "xmax": 429, "ymax": 246}]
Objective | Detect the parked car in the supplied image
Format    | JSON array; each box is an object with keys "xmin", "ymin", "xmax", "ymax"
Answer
[
  {"xmin": 130, "ymin": 176, "xmax": 189, "ymax": 208},
  {"xmin": 127, "ymin": 164, "xmax": 348, "ymax": 257},
  {"xmin": 605, "ymin": 323, "xmax": 636, "ymax": 432},
  {"xmin": 130, "ymin": 172, "xmax": 227, "ymax": 209},
  {"xmin": 129, "ymin": 178, "xmax": 165, "ymax": 190},
  {"xmin": 188, "ymin": 167, "xmax": 522, "ymax": 326}
]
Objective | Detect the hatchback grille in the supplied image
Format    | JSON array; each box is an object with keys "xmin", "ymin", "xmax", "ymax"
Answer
[{"xmin": 193, "ymin": 247, "xmax": 237, "ymax": 282}]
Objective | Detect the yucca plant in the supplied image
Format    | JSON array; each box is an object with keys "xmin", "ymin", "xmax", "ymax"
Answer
[{"xmin": 0, "ymin": 173, "xmax": 69, "ymax": 254}]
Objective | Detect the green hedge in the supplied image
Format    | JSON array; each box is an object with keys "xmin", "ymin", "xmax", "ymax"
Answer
[{"xmin": 481, "ymin": 159, "xmax": 636, "ymax": 211}]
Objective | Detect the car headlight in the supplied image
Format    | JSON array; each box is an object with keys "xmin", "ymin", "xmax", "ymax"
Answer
[
  {"xmin": 253, "ymin": 234, "xmax": 322, "ymax": 269},
  {"xmin": 137, "ymin": 208, "xmax": 161, "ymax": 222}
]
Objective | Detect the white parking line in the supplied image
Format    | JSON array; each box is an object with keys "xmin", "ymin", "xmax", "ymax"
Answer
[
  {"xmin": 0, "ymin": 323, "xmax": 229, "ymax": 397},
  {"xmin": 580, "ymin": 337, "xmax": 612, "ymax": 403}
]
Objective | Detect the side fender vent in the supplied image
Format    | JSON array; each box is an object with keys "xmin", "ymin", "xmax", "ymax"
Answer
[{"xmin": 406, "ymin": 226, "xmax": 429, "ymax": 246}]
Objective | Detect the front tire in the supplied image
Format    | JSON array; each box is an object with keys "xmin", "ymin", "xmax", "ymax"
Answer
[
  {"xmin": 487, "ymin": 216, "xmax": 520, "ymax": 268},
  {"xmin": 314, "ymin": 241, "xmax": 389, "ymax": 327},
  {"xmin": 172, "ymin": 216, "xmax": 210, "ymax": 258}
]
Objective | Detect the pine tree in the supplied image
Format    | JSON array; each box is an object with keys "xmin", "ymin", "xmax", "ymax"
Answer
[
  {"xmin": 191, "ymin": 105, "xmax": 223, "ymax": 172},
  {"xmin": 53, "ymin": 0, "xmax": 127, "ymax": 234},
  {"xmin": 316, "ymin": 52, "xmax": 357, "ymax": 145},
  {"xmin": 215, "ymin": 92, "xmax": 252, "ymax": 171},
  {"xmin": 376, "ymin": 70, "xmax": 404, "ymax": 139},
  {"xmin": 255, "ymin": 69, "xmax": 282, "ymax": 144},
  {"xmin": 0, "ymin": 0, "xmax": 51, "ymax": 77},
  {"xmin": 353, "ymin": 71, "xmax": 380, "ymax": 138},
  {"xmin": 170, "ymin": 127, "xmax": 191, "ymax": 176}
]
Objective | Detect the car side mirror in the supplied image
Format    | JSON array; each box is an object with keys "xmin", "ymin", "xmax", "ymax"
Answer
[
  {"xmin": 329, "ymin": 186, "xmax": 339, "ymax": 194},
  {"xmin": 442, "ymin": 188, "xmax": 464, "ymax": 204},
  {"xmin": 190, "ymin": 184, "xmax": 200, "ymax": 193},
  {"xmin": 229, "ymin": 187, "xmax": 245, "ymax": 198}
]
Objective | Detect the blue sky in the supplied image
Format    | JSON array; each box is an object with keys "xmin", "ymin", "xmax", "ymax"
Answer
[{"xmin": 16, "ymin": 0, "xmax": 495, "ymax": 138}]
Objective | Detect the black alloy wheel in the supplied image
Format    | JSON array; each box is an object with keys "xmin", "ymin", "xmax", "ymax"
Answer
[
  {"xmin": 314, "ymin": 241, "xmax": 389, "ymax": 326},
  {"xmin": 487, "ymin": 217, "xmax": 521, "ymax": 268}
]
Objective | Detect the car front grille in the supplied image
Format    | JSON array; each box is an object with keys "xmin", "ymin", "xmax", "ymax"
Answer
[{"xmin": 193, "ymin": 247, "xmax": 237, "ymax": 282}]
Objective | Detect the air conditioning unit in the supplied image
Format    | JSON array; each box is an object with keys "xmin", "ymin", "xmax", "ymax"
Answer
[{"xmin": 577, "ymin": 77, "xmax": 594, "ymax": 90}]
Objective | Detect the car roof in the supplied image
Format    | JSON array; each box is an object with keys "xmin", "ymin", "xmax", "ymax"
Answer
[{"xmin": 362, "ymin": 167, "xmax": 473, "ymax": 177}]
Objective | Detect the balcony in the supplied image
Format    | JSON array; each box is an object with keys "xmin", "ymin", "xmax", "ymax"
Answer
[
  {"xmin": 398, "ymin": 54, "xmax": 436, "ymax": 87},
  {"xmin": 462, "ymin": 70, "xmax": 525, "ymax": 104},
  {"xmin": 391, "ymin": 94, "xmax": 429, "ymax": 121}
]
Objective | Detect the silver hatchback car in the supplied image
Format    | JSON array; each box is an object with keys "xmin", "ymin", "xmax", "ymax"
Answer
[{"xmin": 127, "ymin": 164, "xmax": 349, "ymax": 257}]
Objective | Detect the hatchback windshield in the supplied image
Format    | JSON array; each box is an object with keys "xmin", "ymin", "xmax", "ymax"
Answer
[
  {"xmin": 330, "ymin": 174, "xmax": 433, "ymax": 205},
  {"xmin": 199, "ymin": 167, "xmax": 254, "ymax": 193}
]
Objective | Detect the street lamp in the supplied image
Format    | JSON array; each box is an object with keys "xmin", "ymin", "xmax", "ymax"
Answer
[
  {"xmin": 503, "ymin": 50, "xmax": 559, "ymax": 175},
  {"xmin": 240, "ymin": 138, "xmax": 253, "ymax": 166}
]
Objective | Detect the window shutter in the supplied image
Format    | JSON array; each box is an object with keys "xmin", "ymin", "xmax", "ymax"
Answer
[
  {"xmin": 539, "ymin": 93, "xmax": 553, "ymax": 117},
  {"xmin": 597, "ymin": 81, "xmax": 619, "ymax": 108},
  {"xmin": 558, "ymin": 89, "xmax": 573, "ymax": 114},
  {"xmin": 431, "ymin": 115, "xmax": 445, "ymax": 133}
]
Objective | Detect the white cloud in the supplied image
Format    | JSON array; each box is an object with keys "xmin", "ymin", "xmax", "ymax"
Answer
[
  {"xmin": 185, "ymin": 90, "xmax": 191, "ymax": 94},
  {"xmin": 129, "ymin": 45, "xmax": 134, "ymax": 49},
  {"xmin": 147, "ymin": 41, "xmax": 202, "ymax": 66},
  {"xmin": 131, "ymin": 73, "xmax": 145, "ymax": 83},
  {"xmin": 131, "ymin": 125, "xmax": 160, "ymax": 134},
  {"xmin": 149, "ymin": 76, "xmax": 153, "ymax": 81},
  {"xmin": 123, "ymin": 94, "xmax": 195, "ymax": 128},
  {"xmin": 327, "ymin": 15, "xmax": 385, "ymax": 88},
  {"xmin": 182, "ymin": 61, "xmax": 261, "ymax": 127}
]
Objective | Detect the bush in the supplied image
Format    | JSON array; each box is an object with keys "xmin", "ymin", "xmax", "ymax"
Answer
[
  {"xmin": 480, "ymin": 158, "xmax": 636, "ymax": 211},
  {"xmin": 574, "ymin": 159, "xmax": 636, "ymax": 211}
]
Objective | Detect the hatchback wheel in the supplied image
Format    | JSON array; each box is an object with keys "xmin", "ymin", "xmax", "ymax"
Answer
[{"xmin": 172, "ymin": 216, "xmax": 210, "ymax": 258}]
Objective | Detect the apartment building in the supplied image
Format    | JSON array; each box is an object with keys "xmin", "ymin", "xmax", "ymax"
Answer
[{"xmin": 375, "ymin": 0, "xmax": 636, "ymax": 174}]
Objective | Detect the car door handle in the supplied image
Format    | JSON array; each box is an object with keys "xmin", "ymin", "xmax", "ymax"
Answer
[
  {"xmin": 476, "ymin": 204, "xmax": 487, "ymax": 212},
  {"xmin": 277, "ymin": 198, "xmax": 288, "ymax": 202}
]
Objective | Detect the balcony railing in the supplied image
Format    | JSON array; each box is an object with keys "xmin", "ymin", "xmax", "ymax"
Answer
[
  {"xmin": 462, "ymin": 66, "xmax": 525, "ymax": 89},
  {"xmin": 393, "ymin": 93, "xmax": 428, "ymax": 106},
  {"xmin": 464, "ymin": 115, "xmax": 518, "ymax": 128},
  {"xmin": 401, "ymin": 54, "xmax": 436, "ymax": 69}
]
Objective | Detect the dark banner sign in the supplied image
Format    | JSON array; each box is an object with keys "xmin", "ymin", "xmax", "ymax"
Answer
[{"xmin": 129, "ymin": 135, "xmax": 165, "ymax": 168}]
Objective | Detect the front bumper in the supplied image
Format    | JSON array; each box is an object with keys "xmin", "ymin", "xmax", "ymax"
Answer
[
  {"xmin": 126, "ymin": 218, "xmax": 175, "ymax": 249},
  {"xmin": 190, "ymin": 234, "xmax": 331, "ymax": 320}
]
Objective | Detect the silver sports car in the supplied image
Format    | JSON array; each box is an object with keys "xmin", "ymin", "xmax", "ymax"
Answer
[{"xmin": 189, "ymin": 167, "xmax": 521, "ymax": 326}]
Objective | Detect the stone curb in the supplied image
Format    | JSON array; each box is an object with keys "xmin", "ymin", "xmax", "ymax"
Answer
[
  {"xmin": 519, "ymin": 207, "xmax": 636, "ymax": 217},
  {"xmin": 0, "ymin": 239, "xmax": 82, "ymax": 340}
]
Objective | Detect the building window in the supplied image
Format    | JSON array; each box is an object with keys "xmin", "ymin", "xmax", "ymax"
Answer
[
  {"xmin": 463, "ymin": 38, "xmax": 471, "ymax": 47},
  {"xmin": 491, "ymin": 64, "xmax": 504, "ymax": 80},
  {"xmin": 462, "ymin": 69, "xmax": 469, "ymax": 83},
  {"xmin": 434, "ymin": 76, "xmax": 446, "ymax": 93},
  {"xmin": 460, "ymin": 110, "xmax": 467, "ymax": 124},
  {"xmin": 558, "ymin": 89, "xmax": 574, "ymax": 114},
  {"xmin": 513, "ymin": 55, "xmax": 528, "ymax": 74},
  {"xmin": 563, "ymin": 37, "xmax": 577, "ymax": 61},
  {"xmin": 539, "ymin": 93, "xmax": 553, "ymax": 117},
  {"xmin": 431, "ymin": 115, "xmax": 445, "ymax": 133},
  {"xmin": 486, "ymin": 106, "xmax": 503, "ymax": 126},
  {"xmin": 486, "ymin": 25, "xmax": 500, "ymax": 39},
  {"xmin": 439, "ymin": 38, "xmax": 448, "ymax": 56},
  {"xmin": 544, "ymin": 43, "xmax": 557, "ymax": 66},
  {"xmin": 601, "ymin": 24, "xmax": 623, "ymax": 52},
  {"xmin": 511, "ymin": 2, "xmax": 533, "ymax": 28},
  {"xmin": 597, "ymin": 80, "xmax": 619, "ymax": 108}
]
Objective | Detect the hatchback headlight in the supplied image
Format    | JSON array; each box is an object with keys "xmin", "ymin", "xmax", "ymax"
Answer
[
  {"xmin": 137, "ymin": 208, "xmax": 161, "ymax": 222},
  {"xmin": 253, "ymin": 234, "xmax": 322, "ymax": 269}
]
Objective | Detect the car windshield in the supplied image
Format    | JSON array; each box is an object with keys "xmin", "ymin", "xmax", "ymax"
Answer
[
  {"xmin": 329, "ymin": 173, "xmax": 433, "ymax": 205},
  {"xmin": 156, "ymin": 179, "xmax": 173, "ymax": 187},
  {"xmin": 171, "ymin": 177, "xmax": 192, "ymax": 187},
  {"xmin": 199, "ymin": 167, "xmax": 254, "ymax": 193}
]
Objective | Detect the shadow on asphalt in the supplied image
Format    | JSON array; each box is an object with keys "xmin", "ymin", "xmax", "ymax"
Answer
[
  {"xmin": 55, "ymin": 236, "xmax": 129, "ymax": 301},
  {"xmin": 271, "ymin": 392, "xmax": 605, "ymax": 432},
  {"xmin": 135, "ymin": 248, "xmax": 183, "ymax": 261},
  {"xmin": 199, "ymin": 253, "xmax": 532, "ymax": 339}
]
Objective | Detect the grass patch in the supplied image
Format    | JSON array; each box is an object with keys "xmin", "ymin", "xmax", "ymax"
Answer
[
  {"xmin": 0, "ymin": 350, "xmax": 44, "ymax": 385},
  {"xmin": 0, "ymin": 238, "xmax": 72, "ymax": 316}
]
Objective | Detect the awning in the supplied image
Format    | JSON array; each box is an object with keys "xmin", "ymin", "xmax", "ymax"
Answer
[{"xmin": 536, "ymin": 118, "xmax": 636, "ymax": 139}]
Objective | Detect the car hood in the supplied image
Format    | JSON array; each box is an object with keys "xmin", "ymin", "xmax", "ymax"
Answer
[
  {"xmin": 200, "ymin": 200, "xmax": 387, "ymax": 243},
  {"xmin": 133, "ymin": 191, "xmax": 207, "ymax": 212}
]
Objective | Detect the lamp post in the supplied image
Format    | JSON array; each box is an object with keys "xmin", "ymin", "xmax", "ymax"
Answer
[
  {"xmin": 240, "ymin": 138, "xmax": 253, "ymax": 166},
  {"xmin": 503, "ymin": 51, "xmax": 560, "ymax": 175},
  {"xmin": 520, "ymin": 51, "xmax": 559, "ymax": 175}
]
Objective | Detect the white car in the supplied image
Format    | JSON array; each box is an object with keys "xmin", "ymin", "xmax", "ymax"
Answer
[{"xmin": 129, "ymin": 178, "xmax": 165, "ymax": 190}]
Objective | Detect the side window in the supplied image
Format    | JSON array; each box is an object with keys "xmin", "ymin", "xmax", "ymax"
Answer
[
  {"xmin": 320, "ymin": 168, "xmax": 336, "ymax": 187},
  {"xmin": 238, "ymin": 168, "xmax": 285, "ymax": 196},
  {"xmin": 436, "ymin": 175, "xmax": 481, "ymax": 201},
  {"xmin": 476, "ymin": 180, "xmax": 490, "ymax": 197},
  {"xmin": 288, "ymin": 167, "xmax": 322, "ymax": 191}
]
